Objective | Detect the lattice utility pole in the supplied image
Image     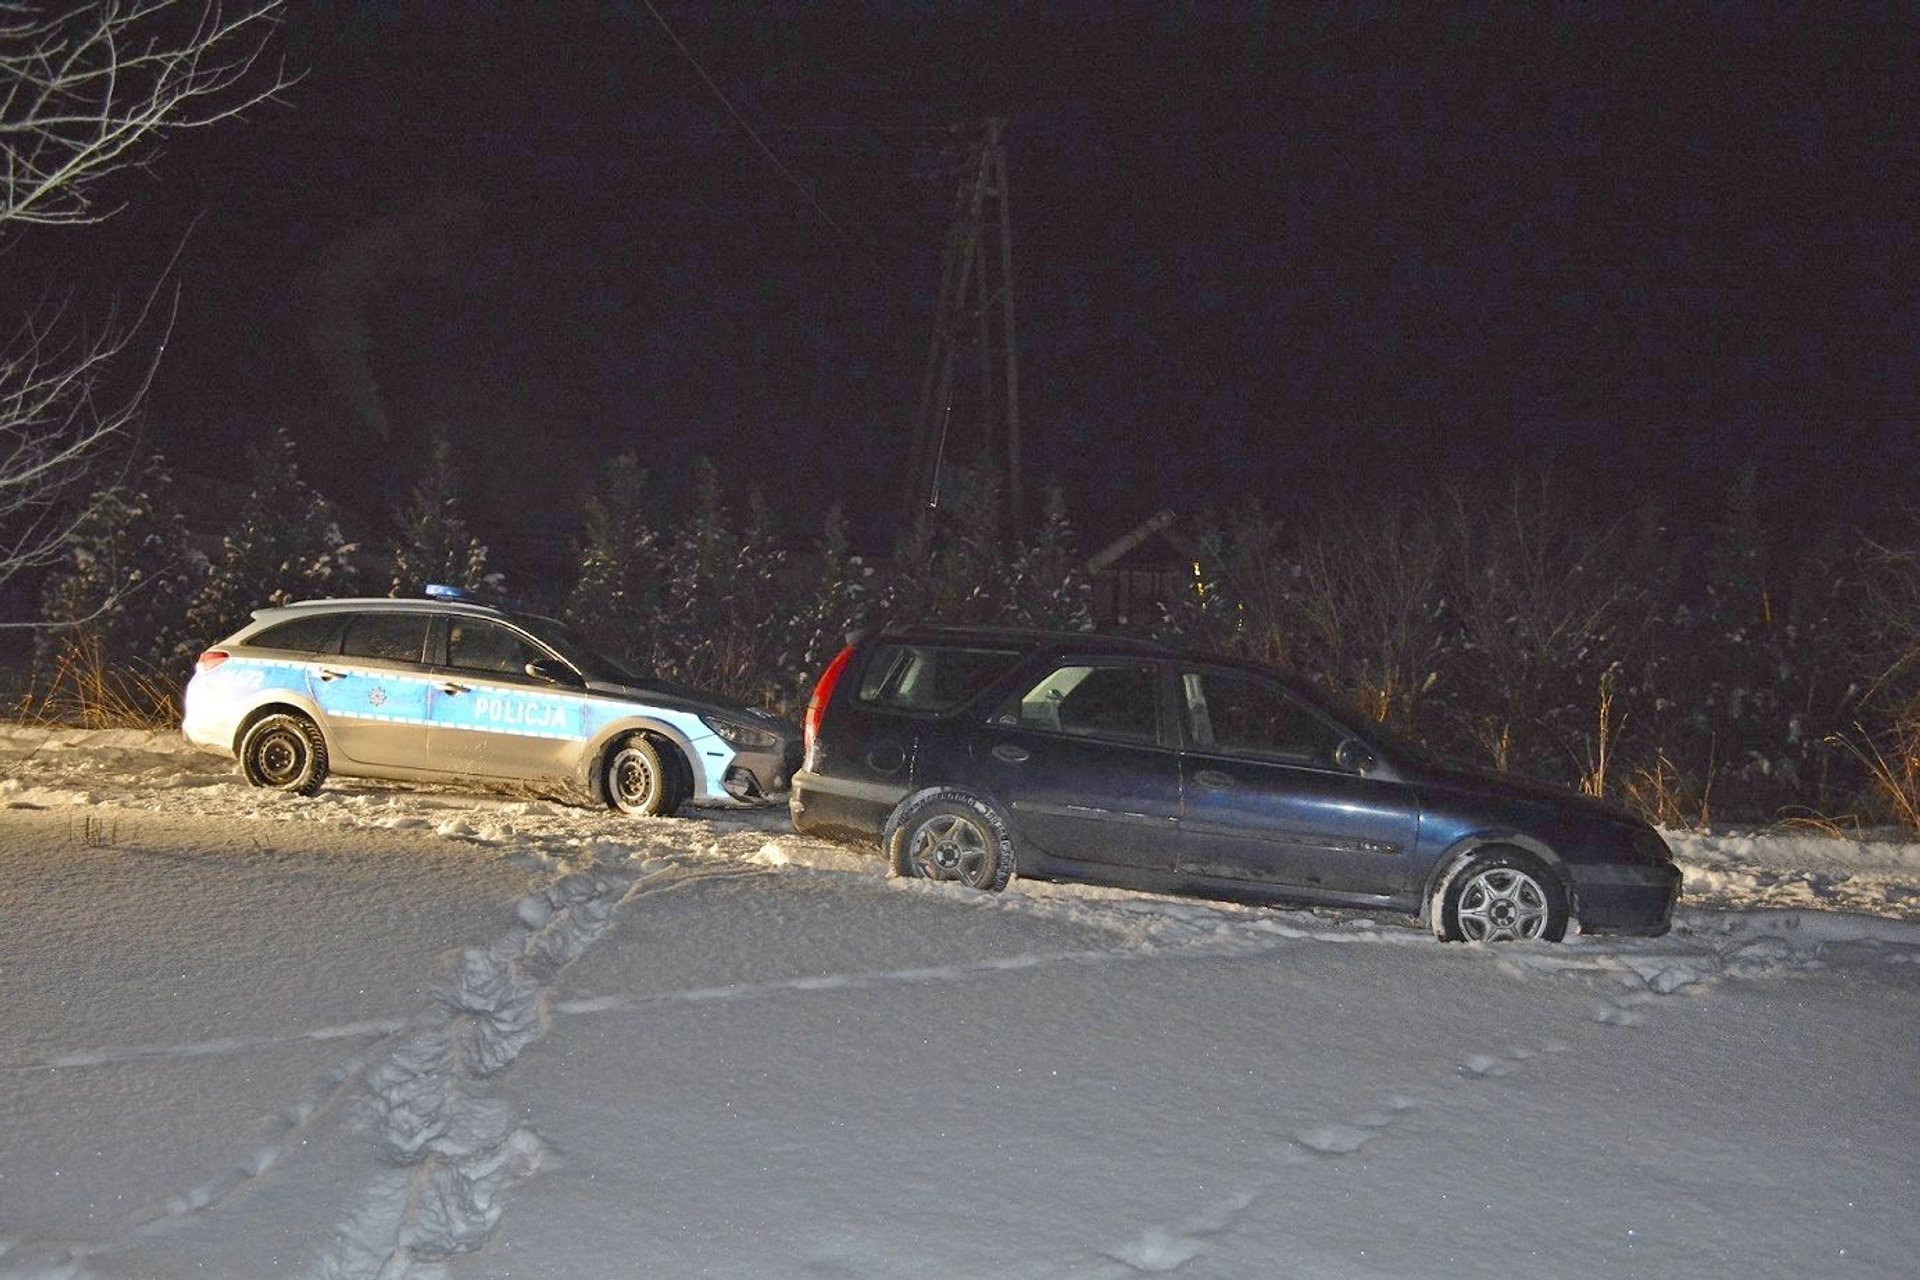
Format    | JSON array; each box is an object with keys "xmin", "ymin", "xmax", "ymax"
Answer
[{"xmin": 902, "ymin": 118, "xmax": 1024, "ymax": 533}]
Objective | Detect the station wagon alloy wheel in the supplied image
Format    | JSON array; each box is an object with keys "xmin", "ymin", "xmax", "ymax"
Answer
[
  {"xmin": 1436, "ymin": 851, "xmax": 1568, "ymax": 943},
  {"xmin": 887, "ymin": 790, "xmax": 1017, "ymax": 892},
  {"xmin": 912, "ymin": 813, "xmax": 990, "ymax": 882},
  {"xmin": 1456, "ymin": 867, "xmax": 1549, "ymax": 940}
]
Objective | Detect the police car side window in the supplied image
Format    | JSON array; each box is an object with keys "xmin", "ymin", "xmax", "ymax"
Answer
[
  {"xmin": 448, "ymin": 620, "xmax": 542, "ymax": 677},
  {"xmin": 340, "ymin": 614, "xmax": 428, "ymax": 664},
  {"xmin": 250, "ymin": 615, "xmax": 342, "ymax": 654}
]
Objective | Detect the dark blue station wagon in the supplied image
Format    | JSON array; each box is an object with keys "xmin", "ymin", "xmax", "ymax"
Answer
[{"xmin": 790, "ymin": 627, "xmax": 1680, "ymax": 942}]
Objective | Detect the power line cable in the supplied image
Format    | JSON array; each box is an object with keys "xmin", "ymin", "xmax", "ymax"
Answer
[{"xmin": 638, "ymin": 0, "xmax": 861, "ymax": 249}]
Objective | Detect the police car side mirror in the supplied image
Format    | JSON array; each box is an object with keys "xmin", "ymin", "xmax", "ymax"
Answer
[{"xmin": 526, "ymin": 658, "xmax": 583, "ymax": 687}]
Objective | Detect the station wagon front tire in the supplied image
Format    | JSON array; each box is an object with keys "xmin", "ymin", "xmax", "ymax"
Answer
[
  {"xmin": 239, "ymin": 712, "xmax": 328, "ymax": 796},
  {"xmin": 604, "ymin": 734, "xmax": 671, "ymax": 817},
  {"xmin": 886, "ymin": 790, "xmax": 1016, "ymax": 893},
  {"xmin": 1433, "ymin": 848, "xmax": 1568, "ymax": 943}
]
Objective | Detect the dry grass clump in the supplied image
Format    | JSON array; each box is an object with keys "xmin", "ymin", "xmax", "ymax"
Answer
[
  {"xmin": 12, "ymin": 636, "xmax": 178, "ymax": 730},
  {"xmin": 1622, "ymin": 748, "xmax": 1714, "ymax": 830},
  {"xmin": 1834, "ymin": 710, "xmax": 1920, "ymax": 836}
]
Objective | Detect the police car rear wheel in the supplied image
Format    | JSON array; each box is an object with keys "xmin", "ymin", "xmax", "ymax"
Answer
[
  {"xmin": 239, "ymin": 712, "xmax": 328, "ymax": 796},
  {"xmin": 605, "ymin": 735, "xmax": 669, "ymax": 816}
]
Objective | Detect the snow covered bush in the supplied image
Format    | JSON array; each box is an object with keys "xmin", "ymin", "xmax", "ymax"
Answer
[
  {"xmin": 565, "ymin": 450, "xmax": 659, "ymax": 659},
  {"xmin": 388, "ymin": 435, "xmax": 492, "ymax": 596},
  {"xmin": 1149, "ymin": 503, "xmax": 1455, "ymax": 743},
  {"xmin": 1152, "ymin": 469, "xmax": 1871, "ymax": 825},
  {"xmin": 565, "ymin": 457, "xmax": 800, "ymax": 709},
  {"xmin": 29, "ymin": 453, "xmax": 201, "ymax": 725},
  {"xmin": 182, "ymin": 428, "xmax": 364, "ymax": 647}
]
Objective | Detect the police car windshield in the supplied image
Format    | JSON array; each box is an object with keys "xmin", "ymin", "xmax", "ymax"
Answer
[{"xmin": 516, "ymin": 615, "xmax": 649, "ymax": 686}]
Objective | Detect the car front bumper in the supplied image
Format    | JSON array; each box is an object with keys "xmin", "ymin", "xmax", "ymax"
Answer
[{"xmin": 1569, "ymin": 861, "xmax": 1683, "ymax": 936}]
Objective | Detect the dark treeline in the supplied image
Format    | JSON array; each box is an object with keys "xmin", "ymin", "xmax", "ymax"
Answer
[{"xmin": 26, "ymin": 434, "xmax": 1920, "ymax": 833}]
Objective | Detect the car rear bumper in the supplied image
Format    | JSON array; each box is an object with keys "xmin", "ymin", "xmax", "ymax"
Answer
[
  {"xmin": 788, "ymin": 769, "xmax": 902, "ymax": 842},
  {"xmin": 180, "ymin": 682, "xmax": 238, "ymax": 755},
  {"xmin": 1569, "ymin": 861, "xmax": 1683, "ymax": 936}
]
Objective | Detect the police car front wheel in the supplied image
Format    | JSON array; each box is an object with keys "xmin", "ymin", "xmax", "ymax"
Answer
[{"xmin": 604, "ymin": 734, "xmax": 674, "ymax": 817}]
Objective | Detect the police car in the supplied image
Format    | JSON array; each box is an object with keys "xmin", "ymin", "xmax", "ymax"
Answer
[{"xmin": 182, "ymin": 587, "xmax": 801, "ymax": 815}]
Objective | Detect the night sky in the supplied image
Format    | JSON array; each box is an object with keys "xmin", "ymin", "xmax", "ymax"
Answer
[{"xmin": 26, "ymin": 2, "xmax": 1920, "ymax": 574}]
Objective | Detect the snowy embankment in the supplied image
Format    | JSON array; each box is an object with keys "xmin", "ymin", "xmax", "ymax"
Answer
[
  {"xmin": 2, "ymin": 724, "xmax": 1917, "ymax": 1279},
  {"xmin": 6, "ymin": 723, "xmax": 1917, "ymax": 927}
]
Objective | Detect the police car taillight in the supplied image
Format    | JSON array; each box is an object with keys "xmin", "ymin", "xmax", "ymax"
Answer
[
  {"xmin": 803, "ymin": 645, "xmax": 855, "ymax": 759},
  {"xmin": 195, "ymin": 649, "xmax": 230, "ymax": 672}
]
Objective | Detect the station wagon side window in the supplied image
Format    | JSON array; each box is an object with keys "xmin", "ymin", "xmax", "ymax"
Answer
[
  {"xmin": 1000, "ymin": 662, "xmax": 1160, "ymax": 744},
  {"xmin": 339, "ymin": 613, "xmax": 429, "ymax": 664},
  {"xmin": 1182, "ymin": 669, "xmax": 1342, "ymax": 766},
  {"xmin": 857, "ymin": 644, "xmax": 1023, "ymax": 713},
  {"xmin": 447, "ymin": 618, "xmax": 547, "ymax": 677}
]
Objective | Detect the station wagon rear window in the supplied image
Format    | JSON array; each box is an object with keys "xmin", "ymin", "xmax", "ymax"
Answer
[{"xmin": 856, "ymin": 644, "xmax": 1022, "ymax": 713}]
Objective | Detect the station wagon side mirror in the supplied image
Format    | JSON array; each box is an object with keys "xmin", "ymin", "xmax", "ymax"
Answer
[
  {"xmin": 526, "ymin": 658, "xmax": 583, "ymax": 687},
  {"xmin": 1334, "ymin": 738, "xmax": 1376, "ymax": 775}
]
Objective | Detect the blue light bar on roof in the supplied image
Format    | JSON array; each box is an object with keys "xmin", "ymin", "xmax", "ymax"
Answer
[{"xmin": 424, "ymin": 583, "xmax": 475, "ymax": 601}]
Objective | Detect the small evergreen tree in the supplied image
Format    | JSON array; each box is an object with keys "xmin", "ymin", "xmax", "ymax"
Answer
[
  {"xmin": 870, "ymin": 466, "xmax": 1011, "ymax": 627},
  {"xmin": 654, "ymin": 459, "xmax": 736, "ymax": 683},
  {"xmin": 31, "ymin": 453, "xmax": 201, "ymax": 722},
  {"xmin": 782, "ymin": 503, "xmax": 869, "ymax": 708},
  {"xmin": 182, "ymin": 428, "xmax": 362, "ymax": 645},
  {"xmin": 566, "ymin": 451, "xmax": 661, "ymax": 664},
  {"xmin": 1004, "ymin": 484, "xmax": 1093, "ymax": 631},
  {"xmin": 37, "ymin": 453, "xmax": 199, "ymax": 672},
  {"xmin": 389, "ymin": 436, "xmax": 490, "ymax": 596}
]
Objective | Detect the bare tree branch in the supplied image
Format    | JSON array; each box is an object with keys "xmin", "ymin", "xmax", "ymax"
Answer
[
  {"xmin": 1, "ymin": 1, "xmax": 293, "ymax": 230},
  {"xmin": 0, "ymin": 2, "xmax": 289, "ymax": 594},
  {"xmin": 0, "ymin": 274, "xmax": 177, "ymax": 579}
]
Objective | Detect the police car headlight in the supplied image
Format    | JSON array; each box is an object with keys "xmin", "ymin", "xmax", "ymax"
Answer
[{"xmin": 700, "ymin": 714, "xmax": 781, "ymax": 750}]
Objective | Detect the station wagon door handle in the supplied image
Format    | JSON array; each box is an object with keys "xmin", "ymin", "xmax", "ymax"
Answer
[
  {"xmin": 317, "ymin": 668, "xmax": 344, "ymax": 682},
  {"xmin": 439, "ymin": 681, "xmax": 470, "ymax": 695},
  {"xmin": 1194, "ymin": 769, "xmax": 1236, "ymax": 789},
  {"xmin": 992, "ymin": 744, "xmax": 1031, "ymax": 764}
]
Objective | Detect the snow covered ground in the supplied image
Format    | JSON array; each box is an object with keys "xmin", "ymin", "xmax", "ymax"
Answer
[{"xmin": 2, "ymin": 724, "xmax": 1917, "ymax": 1278}]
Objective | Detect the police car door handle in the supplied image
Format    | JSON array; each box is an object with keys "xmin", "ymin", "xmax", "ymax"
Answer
[{"xmin": 439, "ymin": 681, "xmax": 470, "ymax": 695}]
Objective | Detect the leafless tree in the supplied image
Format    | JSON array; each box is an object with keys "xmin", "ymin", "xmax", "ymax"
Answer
[{"xmin": 0, "ymin": 1, "xmax": 289, "ymax": 599}]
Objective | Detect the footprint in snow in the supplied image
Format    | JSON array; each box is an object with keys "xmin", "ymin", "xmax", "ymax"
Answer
[
  {"xmin": 1295, "ymin": 1123, "xmax": 1380, "ymax": 1155},
  {"xmin": 1590, "ymin": 1001, "xmax": 1643, "ymax": 1027}
]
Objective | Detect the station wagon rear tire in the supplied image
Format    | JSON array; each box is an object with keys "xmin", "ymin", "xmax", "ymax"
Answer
[
  {"xmin": 605, "ymin": 734, "xmax": 671, "ymax": 817},
  {"xmin": 885, "ymin": 790, "xmax": 1016, "ymax": 893},
  {"xmin": 239, "ymin": 712, "xmax": 328, "ymax": 796},
  {"xmin": 1433, "ymin": 848, "xmax": 1568, "ymax": 943}
]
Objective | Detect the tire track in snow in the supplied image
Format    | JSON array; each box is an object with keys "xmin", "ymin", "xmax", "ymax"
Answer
[
  {"xmin": 313, "ymin": 857, "xmax": 764, "ymax": 1280},
  {"xmin": 6, "ymin": 1020, "xmax": 413, "ymax": 1071}
]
